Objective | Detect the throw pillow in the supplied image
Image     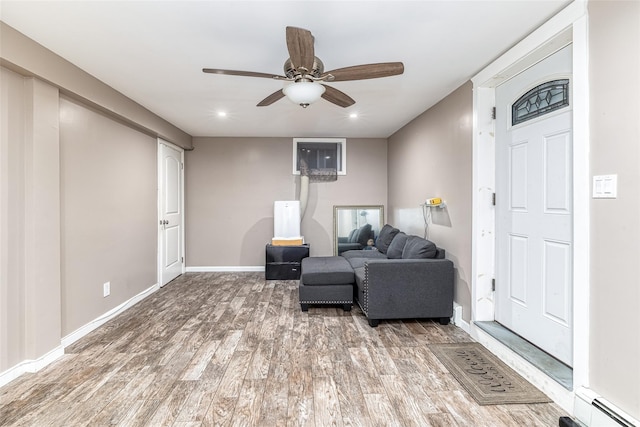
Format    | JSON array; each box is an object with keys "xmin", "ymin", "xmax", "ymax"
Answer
[
  {"xmin": 386, "ymin": 232, "xmax": 408, "ymax": 259},
  {"xmin": 402, "ymin": 235, "xmax": 437, "ymax": 259},
  {"xmin": 375, "ymin": 224, "xmax": 400, "ymax": 254},
  {"xmin": 347, "ymin": 228, "xmax": 358, "ymax": 243}
]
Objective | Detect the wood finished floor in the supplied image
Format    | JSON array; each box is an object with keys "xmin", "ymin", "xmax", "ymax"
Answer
[{"xmin": 0, "ymin": 272, "xmax": 567, "ymax": 426}]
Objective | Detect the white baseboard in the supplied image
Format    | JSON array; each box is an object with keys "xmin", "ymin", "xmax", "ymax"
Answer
[
  {"xmin": 574, "ymin": 387, "xmax": 638, "ymax": 427},
  {"xmin": 452, "ymin": 302, "xmax": 471, "ymax": 333},
  {"xmin": 185, "ymin": 266, "xmax": 265, "ymax": 272},
  {"xmin": 0, "ymin": 345, "xmax": 65, "ymax": 388},
  {"xmin": 61, "ymin": 282, "xmax": 159, "ymax": 347}
]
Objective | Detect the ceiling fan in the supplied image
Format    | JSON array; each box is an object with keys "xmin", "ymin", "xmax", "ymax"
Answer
[{"xmin": 203, "ymin": 26, "xmax": 404, "ymax": 108}]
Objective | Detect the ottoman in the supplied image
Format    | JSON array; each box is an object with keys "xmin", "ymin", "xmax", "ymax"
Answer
[{"xmin": 299, "ymin": 256, "xmax": 355, "ymax": 312}]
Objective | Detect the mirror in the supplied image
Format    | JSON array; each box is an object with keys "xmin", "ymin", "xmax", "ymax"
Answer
[{"xmin": 333, "ymin": 205, "xmax": 384, "ymax": 255}]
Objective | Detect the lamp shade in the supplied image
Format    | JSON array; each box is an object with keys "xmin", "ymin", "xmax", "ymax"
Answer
[{"xmin": 283, "ymin": 82, "xmax": 326, "ymax": 107}]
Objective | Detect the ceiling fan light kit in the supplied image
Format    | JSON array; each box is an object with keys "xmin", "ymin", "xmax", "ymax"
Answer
[
  {"xmin": 203, "ymin": 26, "xmax": 404, "ymax": 109},
  {"xmin": 283, "ymin": 82, "xmax": 326, "ymax": 108}
]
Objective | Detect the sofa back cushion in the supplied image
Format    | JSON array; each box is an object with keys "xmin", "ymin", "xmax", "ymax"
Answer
[
  {"xmin": 386, "ymin": 232, "xmax": 408, "ymax": 259},
  {"xmin": 355, "ymin": 223, "xmax": 373, "ymax": 247},
  {"xmin": 375, "ymin": 224, "xmax": 399, "ymax": 254},
  {"xmin": 402, "ymin": 235, "xmax": 437, "ymax": 259}
]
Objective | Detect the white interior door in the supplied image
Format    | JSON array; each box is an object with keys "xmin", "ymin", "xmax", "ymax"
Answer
[
  {"xmin": 495, "ymin": 45, "xmax": 573, "ymax": 366},
  {"xmin": 159, "ymin": 141, "xmax": 184, "ymax": 286}
]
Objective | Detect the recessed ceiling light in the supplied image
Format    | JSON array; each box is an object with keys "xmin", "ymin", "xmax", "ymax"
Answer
[
  {"xmin": 217, "ymin": 111, "xmax": 227, "ymax": 117},
  {"xmin": 349, "ymin": 113, "xmax": 358, "ymax": 119}
]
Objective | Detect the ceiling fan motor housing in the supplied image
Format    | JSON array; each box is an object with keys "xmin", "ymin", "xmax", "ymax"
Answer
[{"xmin": 284, "ymin": 57, "xmax": 324, "ymax": 81}]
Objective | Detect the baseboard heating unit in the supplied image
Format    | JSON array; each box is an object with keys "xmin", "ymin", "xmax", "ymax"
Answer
[{"xmin": 574, "ymin": 387, "xmax": 638, "ymax": 427}]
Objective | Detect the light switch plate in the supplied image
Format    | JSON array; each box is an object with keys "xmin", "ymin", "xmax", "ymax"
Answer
[{"xmin": 592, "ymin": 174, "xmax": 617, "ymax": 198}]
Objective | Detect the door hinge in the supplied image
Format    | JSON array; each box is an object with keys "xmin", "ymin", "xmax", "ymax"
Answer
[
  {"xmin": 181, "ymin": 257, "xmax": 184, "ymax": 263},
  {"xmin": 181, "ymin": 162, "xmax": 184, "ymax": 170},
  {"xmin": 492, "ymin": 192, "xmax": 496, "ymax": 206},
  {"xmin": 492, "ymin": 278, "xmax": 496, "ymax": 291},
  {"xmin": 491, "ymin": 106, "xmax": 496, "ymax": 120}
]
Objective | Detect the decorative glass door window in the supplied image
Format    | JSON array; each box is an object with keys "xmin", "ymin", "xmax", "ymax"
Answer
[{"xmin": 512, "ymin": 79, "xmax": 569, "ymax": 126}]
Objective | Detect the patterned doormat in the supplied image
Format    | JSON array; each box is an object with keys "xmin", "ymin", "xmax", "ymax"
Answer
[{"xmin": 428, "ymin": 342, "xmax": 552, "ymax": 405}]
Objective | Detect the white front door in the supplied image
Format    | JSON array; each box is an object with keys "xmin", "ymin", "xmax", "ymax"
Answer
[
  {"xmin": 159, "ymin": 141, "xmax": 184, "ymax": 286},
  {"xmin": 495, "ymin": 45, "xmax": 573, "ymax": 366}
]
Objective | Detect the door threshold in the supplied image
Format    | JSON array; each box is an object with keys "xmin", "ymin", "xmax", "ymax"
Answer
[{"xmin": 474, "ymin": 321, "xmax": 573, "ymax": 390}]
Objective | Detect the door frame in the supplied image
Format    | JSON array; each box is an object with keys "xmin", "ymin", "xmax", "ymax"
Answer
[
  {"xmin": 157, "ymin": 138, "xmax": 185, "ymax": 286},
  {"xmin": 470, "ymin": 1, "xmax": 589, "ymax": 408}
]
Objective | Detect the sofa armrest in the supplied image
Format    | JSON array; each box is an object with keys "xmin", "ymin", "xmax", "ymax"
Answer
[{"xmin": 359, "ymin": 258, "xmax": 454, "ymax": 320}]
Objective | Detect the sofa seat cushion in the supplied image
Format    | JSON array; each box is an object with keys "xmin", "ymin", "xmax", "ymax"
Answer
[
  {"xmin": 345, "ymin": 257, "xmax": 368, "ymax": 270},
  {"xmin": 337, "ymin": 242, "xmax": 363, "ymax": 254},
  {"xmin": 341, "ymin": 250, "xmax": 387, "ymax": 261},
  {"xmin": 402, "ymin": 236, "xmax": 437, "ymax": 259},
  {"xmin": 301, "ymin": 256, "xmax": 354, "ymax": 285}
]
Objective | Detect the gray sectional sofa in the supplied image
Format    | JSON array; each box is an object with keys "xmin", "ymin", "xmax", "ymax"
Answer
[{"xmin": 299, "ymin": 224, "xmax": 454, "ymax": 327}]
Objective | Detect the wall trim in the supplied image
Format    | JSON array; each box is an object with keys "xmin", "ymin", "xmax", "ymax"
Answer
[
  {"xmin": 61, "ymin": 282, "xmax": 159, "ymax": 348},
  {"xmin": 452, "ymin": 303, "xmax": 471, "ymax": 334},
  {"xmin": 185, "ymin": 266, "xmax": 265, "ymax": 273},
  {"xmin": 0, "ymin": 346, "xmax": 65, "ymax": 388}
]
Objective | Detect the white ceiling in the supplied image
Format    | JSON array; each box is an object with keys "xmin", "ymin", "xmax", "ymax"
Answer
[{"xmin": 0, "ymin": 1, "xmax": 571, "ymax": 138}]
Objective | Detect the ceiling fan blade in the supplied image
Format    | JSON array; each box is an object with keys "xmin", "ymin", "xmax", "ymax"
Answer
[
  {"xmin": 286, "ymin": 26, "xmax": 315, "ymax": 72},
  {"xmin": 202, "ymin": 68, "xmax": 286, "ymax": 79},
  {"xmin": 323, "ymin": 62, "xmax": 404, "ymax": 82},
  {"xmin": 257, "ymin": 89, "xmax": 285, "ymax": 107},
  {"xmin": 321, "ymin": 85, "xmax": 355, "ymax": 108}
]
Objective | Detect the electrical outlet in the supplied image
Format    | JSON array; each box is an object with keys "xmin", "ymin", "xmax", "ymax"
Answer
[{"xmin": 103, "ymin": 282, "xmax": 110, "ymax": 297}]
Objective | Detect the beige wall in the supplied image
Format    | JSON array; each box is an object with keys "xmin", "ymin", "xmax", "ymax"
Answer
[
  {"xmin": 388, "ymin": 82, "xmax": 473, "ymax": 322},
  {"xmin": 588, "ymin": 0, "xmax": 640, "ymax": 419},
  {"xmin": 185, "ymin": 137, "xmax": 387, "ymax": 266},
  {"xmin": 0, "ymin": 67, "xmax": 24, "ymax": 372},
  {"xmin": 1, "ymin": 68, "xmax": 62, "ymax": 371},
  {"xmin": 60, "ymin": 96, "xmax": 158, "ymax": 335},
  {"xmin": 1, "ymin": 65, "xmax": 160, "ymax": 375},
  {"xmin": 0, "ymin": 21, "xmax": 183, "ymax": 362}
]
